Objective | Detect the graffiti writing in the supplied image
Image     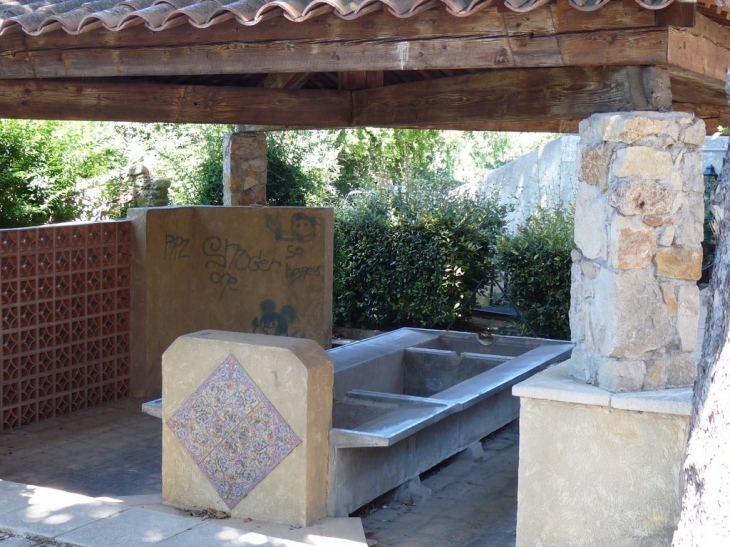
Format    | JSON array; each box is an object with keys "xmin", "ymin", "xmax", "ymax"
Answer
[
  {"xmin": 165, "ymin": 234, "xmax": 190, "ymax": 261},
  {"xmin": 266, "ymin": 213, "xmax": 318, "ymax": 243},
  {"xmin": 286, "ymin": 263, "xmax": 322, "ymax": 284},
  {"xmin": 202, "ymin": 236, "xmax": 282, "ymax": 297},
  {"xmin": 286, "ymin": 245, "xmax": 304, "ymax": 259},
  {"xmin": 252, "ymin": 299, "xmax": 296, "ymax": 336}
]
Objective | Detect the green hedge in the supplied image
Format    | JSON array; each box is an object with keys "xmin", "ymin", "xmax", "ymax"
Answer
[
  {"xmin": 496, "ymin": 207, "xmax": 574, "ymax": 340},
  {"xmin": 334, "ymin": 183, "xmax": 507, "ymax": 329}
]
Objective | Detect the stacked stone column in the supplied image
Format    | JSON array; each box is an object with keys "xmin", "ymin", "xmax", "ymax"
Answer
[
  {"xmin": 223, "ymin": 132, "xmax": 267, "ymax": 206},
  {"xmin": 570, "ymin": 112, "xmax": 705, "ymax": 391}
]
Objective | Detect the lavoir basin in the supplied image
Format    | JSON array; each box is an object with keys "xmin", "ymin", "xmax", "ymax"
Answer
[
  {"xmin": 143, "ymin": 328, "xmax": 572, "ymax": 517},
  {"xmin": 327, "ymin": 328, "xmax": 573, "ymax": 516}
]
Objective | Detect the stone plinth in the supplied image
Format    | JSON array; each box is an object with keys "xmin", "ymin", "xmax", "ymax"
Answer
[
  {"xmin": 571, "ymin": 112, "xmax": 704, "ymax": 391},
  {"xmin": 162, "ymin": 330, "xmax": 333, "ymax": 527},
  {"xmin": 129, "ymin": 206, "xmax": 333, "ymax": 398},
  {"xmin": 223, "ymin": 132, "xmax": 267, "ymax": 206},
  {"xmin": 513, "ymin": 363, "xmax": 690, "ymax": 547}
]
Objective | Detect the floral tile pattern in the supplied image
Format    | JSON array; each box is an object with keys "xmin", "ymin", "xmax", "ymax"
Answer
[{"xmin": 167, "ymin": 354, "xmax": 300, "ymax": 509}]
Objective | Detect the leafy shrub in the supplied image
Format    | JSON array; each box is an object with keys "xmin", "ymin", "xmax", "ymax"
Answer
[
  {"xmin": 496, "ymin": 206, "xmax": 574, "ymax": 340},
  {"xmin": 0, "ymin": 120, "xmax": 122, "ymax": 228},
  {"xmin": 334, "ymin": 180, "xmax": 507, "ymax": 329}
]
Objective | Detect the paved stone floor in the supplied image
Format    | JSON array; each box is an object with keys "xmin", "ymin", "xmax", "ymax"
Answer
[
  {"xmin": 361, "ymin": 423, "xmax": 519, "ymax": 547},
  {"xmin": 0, "ymin": 398, "xmax": 519, "ymax": 547},
  {"xmin": 0, "ymin": 399, "xmax": 162, "ymax": 498}
]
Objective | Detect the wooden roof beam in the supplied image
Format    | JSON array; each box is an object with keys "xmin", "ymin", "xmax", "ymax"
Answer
[
  {"xmin": 352, "ymin": 66, "xmax": 672, "ymax": 129},
  {"xmin": 338, "ymin": 71, "xmax": 384, "ymax": 90},
  {"xmin": 668, "ymin": 14, "xmax": 730, "ymax": 84},
  {"xmin": 0, "ymin": 27, "xmax": 669, "ymax": 79},
  {"xmin": 0, "ymin": 79, "xmax": 351, "ymax": 126}
]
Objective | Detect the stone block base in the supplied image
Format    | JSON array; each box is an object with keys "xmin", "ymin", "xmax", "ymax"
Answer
[
  {"xmin": 162, "ymin": 330, "xmax": 333, "ymax": 527},
  {"xmin": 513, "ymin": 362, "xmax": 690, "ymax": 547}
]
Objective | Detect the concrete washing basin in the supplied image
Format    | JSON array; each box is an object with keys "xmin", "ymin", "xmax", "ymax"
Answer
[
  {"xmin": 327, "ymin": 328, "xmax": 573, "ymax": 516},
  {"xmin": 144, "ymin": 328, "xmax": 572, "ymax": 518}
]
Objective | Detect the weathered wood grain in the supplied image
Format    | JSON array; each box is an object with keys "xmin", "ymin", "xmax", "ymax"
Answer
[
  {"xmin": 0, "ymin": 27, "xmax": 673, "ymax": 80},
  {"xmin": 352, "ymin": 66, "xmax": 667, "ymax": 127},
  {"xmin": 550, "ymin": 0, "xmax": 655, "ymax": 33},
  {"xmin": 684, "ymin": 12, "xmax": 730, "ymax": 47},
  {"xmin": 0, "ymin": 79, "xmax": 352, "ymax": 126},
  {"xmin": 0, "ymin": 37, "xmax": 518, "ymax": 79},
  {"xmin": 655, "ymin": 0, "xmax": 696, "ymax": 28},
  {"xmin": 559, "ymin": 28, "xmax": 668, "ymax": 66},
  {"xmin": 668, "ymin": 28, "xmax": 730, "ymax": 83}
]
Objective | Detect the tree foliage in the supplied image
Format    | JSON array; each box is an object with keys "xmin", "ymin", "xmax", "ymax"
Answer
[
  {"xmin": 0, "ymin": 120, "xmax": 122, "ymax": 228},
  {"xmin": 0, "ymin": 120, "xmax": 554, "ymax": 227}
]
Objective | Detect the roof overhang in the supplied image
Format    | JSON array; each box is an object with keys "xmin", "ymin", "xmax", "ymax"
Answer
[{"xmin": 0, "ymin": 0, "xmax": 728, "ymax": 131}]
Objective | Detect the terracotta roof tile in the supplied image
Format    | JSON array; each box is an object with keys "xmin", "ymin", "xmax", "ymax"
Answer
[{"xmin": 0, "ymin": 0, "xmax": 688, "ymax": 36}]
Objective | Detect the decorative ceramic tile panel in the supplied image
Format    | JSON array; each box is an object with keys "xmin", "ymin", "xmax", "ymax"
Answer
[{"xmin": 167, "ymin": 354, "xmax": 300, "ymax": 509}]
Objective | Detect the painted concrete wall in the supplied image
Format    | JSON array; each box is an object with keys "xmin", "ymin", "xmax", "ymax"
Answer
[
  {"xmin": 129, "ymin": 206, "xmax": 333, "ymax": 398},
  {"xmin": 514, "ymin": 365, "xmax": 691, "ymax": 547},
  {"xmin": 461, "ymin": 136, "xmax": 728, "ymax": 232},
  {"xmin": 162, "ymin": 331, "xmax": 333, "ymax": 526}
]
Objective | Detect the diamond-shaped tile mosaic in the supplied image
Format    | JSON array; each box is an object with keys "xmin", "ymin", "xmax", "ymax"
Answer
[{"xmin": 167, "ymin": 354, "xmax": 301, "ymax": 509}]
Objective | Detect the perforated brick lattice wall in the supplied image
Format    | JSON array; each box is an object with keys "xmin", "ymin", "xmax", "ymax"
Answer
[{"xmin": 0, "ymin": 221, "xmax": 132, "ymax": 431}]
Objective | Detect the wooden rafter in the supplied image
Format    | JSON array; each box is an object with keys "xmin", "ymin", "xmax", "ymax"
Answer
[{"xmin": 0, "ymin": 2, "xmax": 726, "ymax": 131}]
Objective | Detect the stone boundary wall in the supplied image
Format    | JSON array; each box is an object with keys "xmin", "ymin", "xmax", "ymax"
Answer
[{"xmin": 460, "ymin": 135, "xmax": 727, "ymax": 232}]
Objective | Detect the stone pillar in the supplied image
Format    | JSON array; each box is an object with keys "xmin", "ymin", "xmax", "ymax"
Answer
[
  {"xmin": 162, "ymin": 330, "xmax": 333, "ymax": 527},
  {"xmin": 571, "ymin": 112, "xmax": 705, "ymax": 392},
  {"xmin": 223, "ymin": 132, "xmax": 267, "ymax": 206}
]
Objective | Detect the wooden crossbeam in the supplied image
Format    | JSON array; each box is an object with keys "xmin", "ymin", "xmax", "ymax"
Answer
[
  {"xmin": 0, "ymin": 79, "xmax": 351, "ymax": 126},
  {"xmin": 668, "ymin": 27, "xmax": 730, "ymax": 83},
  {"xmin": 0, "ymin": 67, "xmax": 723, "ymax": 132},
  {"xmin": 352, "ymin": 66, "xmax": 672, "ymax": 128}
]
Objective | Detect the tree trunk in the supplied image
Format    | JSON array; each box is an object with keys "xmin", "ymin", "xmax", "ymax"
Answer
[{"xmin": 671, "ymin": 76, "xmax": 730, "ymax": 545}]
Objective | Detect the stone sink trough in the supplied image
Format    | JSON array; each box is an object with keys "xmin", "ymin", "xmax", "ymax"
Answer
[{"xmin": 326, "ymin": 328, "xmax": 573, "ymax": 516}]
